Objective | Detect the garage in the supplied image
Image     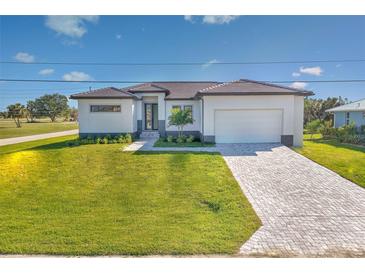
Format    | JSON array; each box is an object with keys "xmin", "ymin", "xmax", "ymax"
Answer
[{"xmin": 214, "ymin": 109, "xmax": 283, "ymax": 143}]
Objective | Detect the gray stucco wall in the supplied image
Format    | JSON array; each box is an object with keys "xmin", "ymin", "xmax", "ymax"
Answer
[{"xmin": 334, "ymin": 111, "xmax": 365, "ymax": 128}]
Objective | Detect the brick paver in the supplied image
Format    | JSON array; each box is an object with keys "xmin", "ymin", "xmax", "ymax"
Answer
[
  {"xmin": 219, "ymin": 143, "xmax": 365, "ymax": 257},
  {"xmin": 123, "ymin": 140, "xmax": 365, "ymax": 257}
]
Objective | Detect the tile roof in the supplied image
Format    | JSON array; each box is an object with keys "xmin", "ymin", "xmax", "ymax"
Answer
[
  {"xmin": 70, "ymin": 87, "xmax": 138, "ymax": 99},
  {"xmin": 70, "ymin": 80, "xmax": 314, "ymax": 100}
]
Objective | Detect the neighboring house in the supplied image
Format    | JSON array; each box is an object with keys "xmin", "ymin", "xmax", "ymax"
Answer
[
  {"xmin": 325, "ymin": 98, "xmax": 365, "ymax": 129},
  {"xmin": 70, "ymin": 79, "xmax": 313, "ymax": 146}
]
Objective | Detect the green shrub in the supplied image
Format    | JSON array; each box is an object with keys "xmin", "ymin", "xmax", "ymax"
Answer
[
  {"xmin": 118, "ymin": 135, "xmax": 126, "ymax": 143},
  {"xmin": 103, "ymin": 137, "xmax": 109, "ymax": 144},
  {"xmin": 176, "ymin": 135, "xmax": 186, "ymax": 143},
  {"xmin": 167, "ymin": 135, "xmax": 174, "ymax": 142},
  {"xmin": 96, "ymin": 137, "xmax": 102, "ymax": 144},
  {"xmin": 124, "ymin": 133, "xmax": 132, "ymax": 143},
  {"xmin": 186, "ymin": 135, "xmax": 194, "ymax": 143},
  {"xmin": 305, "ymin": 119, "xmax": 321, "ymax": 139},
  {"xmin": 80, "ymin": 138, "xmax": 89, "ymax": 145}
]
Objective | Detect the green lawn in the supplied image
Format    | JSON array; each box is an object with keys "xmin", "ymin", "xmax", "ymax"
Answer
[
  {"xmin": 154, "ymin": 139, "xmax": 215, "ymax": 148},
  {"xmin": 0, "ymin": 118, "xmax": 78, "ymax": 139},
  {"xmin": 294, "ymin": 138, "xmax": 365, "ymax": 188},
  {"xmin": 0, "ymin": 136, "xmax": 260, "ymax": 255}
]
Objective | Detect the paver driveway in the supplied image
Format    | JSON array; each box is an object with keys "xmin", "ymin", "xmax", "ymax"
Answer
[{"xmin": 218, "ymin": 143, "xmax": 365, "ymax": 257}]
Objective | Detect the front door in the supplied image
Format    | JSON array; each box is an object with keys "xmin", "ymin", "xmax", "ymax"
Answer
[{"xmin": 145, "ymin": 103, "xmax": 158, "ymax": 130}]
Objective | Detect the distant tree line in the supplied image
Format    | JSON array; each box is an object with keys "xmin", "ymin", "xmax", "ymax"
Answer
[{"xmin": 0, "ymin": 93, "xmax": 78, "ymax": 128}]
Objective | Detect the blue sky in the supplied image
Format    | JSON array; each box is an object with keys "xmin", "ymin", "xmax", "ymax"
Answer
[{"xmin": 1, "ymin": 15, "xmax": 365, "ymax": 110}]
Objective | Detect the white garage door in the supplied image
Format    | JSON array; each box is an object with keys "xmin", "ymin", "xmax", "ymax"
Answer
[{"xmin": 215, "ymin": 109, "xmax": 282, "ymax": 143}]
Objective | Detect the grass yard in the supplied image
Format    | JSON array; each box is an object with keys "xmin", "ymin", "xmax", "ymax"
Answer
[
  {"xmin": 154, "ymin": 139, "xmax": 215, "ymax": 148},
  {"xmin": 0, "ymin": 136, "xmax": 260, "ymax": 255},
  {"xmin": 0, "ymin": 118, "xmax": 78, "ymax": 139},
  {"xmin": 294, "ymin": 138, "xmax": 365, "ymax": 188}
]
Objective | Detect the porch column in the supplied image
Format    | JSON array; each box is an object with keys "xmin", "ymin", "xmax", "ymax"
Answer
[
  {"xmin": 136, "ymin": 100, "xmax": 142, "ymax": 135},
  {"xmin": 158, "ymin": 94, "xmax": 166, "ymax": 137}
]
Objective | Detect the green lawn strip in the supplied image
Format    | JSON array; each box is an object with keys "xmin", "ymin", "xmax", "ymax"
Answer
[
  {"xmin": 294, "ymin": 139, "xmax": 365, "ymax": 188},
  {"xmin": 154, "ymin": 139, "xmax": 215, "ymax": 147},
  {"xmin": 0, "ymin": 119, "xmax": 78, "ymax": 139},
  {"xmin": 0, "ymin": 138, "xmax": 260, "ymax": 255}
]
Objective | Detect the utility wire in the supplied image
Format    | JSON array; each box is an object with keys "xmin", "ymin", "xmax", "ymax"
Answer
[
  {"xmin": 2, "ymin": 78, "xmax": 365, "ymax": 84},
  {"xmin": 1, "ymin": 58, "xmax": 365, "ymax": 66}
]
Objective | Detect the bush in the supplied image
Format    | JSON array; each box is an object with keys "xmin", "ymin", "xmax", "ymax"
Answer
[
  {"xmin": 167, "ymin": 135, "xmax": 174, "ymax": 142},
  {"xmin": 103, "ymin": 137, "xmax": 109, "ymax": 144},
  {"xmin": 124, "ymin": 133, "xmax": 132, "ymax": 143},
  {"xmin": 186, "ymin": 135, "xmax": 195, "ymax": 143},
  {"xmin": 305, "ymin": 119, "xmax": 321, "ymax": 139},
  {"xmin": 176, "ymin": 135, "xmax": 186, "ymax": 143},
  {"xmin": 96, "ymin": 137, "xmax": 102, "ymax": 144}
]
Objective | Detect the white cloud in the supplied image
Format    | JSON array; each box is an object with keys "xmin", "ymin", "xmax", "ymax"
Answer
[
  {"xmin": 290, "ymin": 82, "xmax": 308, "ymax": 90},
  {"xmin": 116, "ymin": 34, "xmax": 122, "ymax": 40},
  {"xmin": 202, "ymin": 59, "xmax": 218, "ymax": 69},
  {"xmin": 63, "ymin": 71, "xmax": 93, "ymax": 81},
  {"xmin": 14, "ymin": 52, "xmax": 35, "ymax": 63},
  {"xmin": 39, "ymin": 68, "xmax": 55, "ymax": 75},
  {"xmin": 45, "ymin": 16, "xmax": 99, "ymax": 38},
  {"xmin": 184, "ymin": 15, "xmax": 194, "ymax": 23},
  {"xmin": 202, "ymin": 16, "xmax": 239, "ymax": 25},
  {"xmin": 292, "ymin": 72, "xmax": 301, "ymax": 77},
  {"xmin": 299, "ymin": 66, "xmax": 323, "ymax": 76}
]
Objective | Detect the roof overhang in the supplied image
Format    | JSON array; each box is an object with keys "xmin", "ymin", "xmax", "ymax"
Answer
[{"xmin": 195, "ymin": 91, "xmax": 314, "ymax": 98}]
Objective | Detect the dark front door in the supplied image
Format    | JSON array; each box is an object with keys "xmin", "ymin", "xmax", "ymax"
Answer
[{"xmin": 145, "ymin": 103, "xmax": 158, "ymax": 130}]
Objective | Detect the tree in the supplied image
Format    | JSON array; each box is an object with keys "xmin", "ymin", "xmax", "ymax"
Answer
[
  {"xmin": 304, "ymin": 97, "xmax": 347, "ymax": 125},
  {"xmin": 305, "ymin": 119, "xmax": 321, "ymax": 140},
  {"xmin": 34, "ymin": 93, "xmax": 68, "ymax": 122},
  {"xmin": 168, "ymin": 108, "xmax": 194, "ymax": 137},
  {"xmin": 69, "ymin": 107, "xmax": 78, "ymax": 121},
  {"xmin": 7, "ymin": 103, "xmax": 26, "ymax": 128},
  {"xmin": 26, "ymin": 100, "xmax": 38, "ymax": 122}
]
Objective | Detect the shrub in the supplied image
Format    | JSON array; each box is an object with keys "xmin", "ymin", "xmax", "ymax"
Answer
[
  {"xmin": 167, "ymin": 135, "xmax": 174, "ymax": 142},
  {"xmin": 118, "ymin": 135, "xmax": 126, "ymax": 143},
  {"xmin": 305, "ymin": 119, "xmax": 321, "ymax": 139},
  {"xmin": 124, "ymin": 133, "xmax": 132, "ymax": 143},
  {"xmin": 80, "ymin": 138, "xmax": 89, "ymax": 145},
  {"xmin": 87, "ymin": 135, "xmax": 95, "ymax": 144},
  {"xmin": 186, "ymin": 135, "xmax": 194, "ymax": 143},
  {"xmin": 96, "ymin": 137, "xmax": 102, "ymax": 144},
  {"xmin": 103, "ymin": 137, "xmax": 109, "ymax": 144},
  {"xmin": 176, "ymin": 135, "xmax": 186, "ymax": 143}
]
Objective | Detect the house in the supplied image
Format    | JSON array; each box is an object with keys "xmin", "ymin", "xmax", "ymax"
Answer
[
  {"xmin": 70, "ymin": 79, "xmax": 313, "ymax": 146},
  {"xmin": 325, "ymin": 98, "xmax": 365, "ymax": 130}
]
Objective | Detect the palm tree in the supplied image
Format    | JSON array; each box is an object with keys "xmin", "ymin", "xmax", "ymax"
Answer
[{"xmin": 7, "ymin": 103, "xmax": 26, "ymax": 128}]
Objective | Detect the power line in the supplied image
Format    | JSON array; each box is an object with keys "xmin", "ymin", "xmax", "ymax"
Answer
[
  {"xmin": 1, "ymin": 58, "xmax": 365, "ymax": 66},
  {"xmin": 2, "ymin": 78, "xmax": 365, "ymax": 84}
]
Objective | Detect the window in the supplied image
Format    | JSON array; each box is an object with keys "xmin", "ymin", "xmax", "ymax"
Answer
[
  {"xmin": 346, "ymin": 112, "xmax": 350, "ymax": 125},
  {"xmin": 90, "ymin": 105, "xmax": 121, "ymax": 112},
  {"xmin": 172, "ymin": 105, "xmax": 181, "ymax": 111},
  {"xmin": 184, "ymin": 105, "xmax": 193, "ymax": 118},
  {"xmin": 363, "ymin": 112, "xmax": 365, "ymax": 118}
]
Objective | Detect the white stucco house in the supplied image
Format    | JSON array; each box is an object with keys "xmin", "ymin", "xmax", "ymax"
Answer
[{"xmin": 70, "ymin": 79, "xmax": 313, "ymax": 146}]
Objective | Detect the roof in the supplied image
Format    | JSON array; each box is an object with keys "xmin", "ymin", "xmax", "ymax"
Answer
[
  {"xmin": 70, "ymin": 87, "xmax": 138, "ymax": 99},
  {"xmin": 70, "ymin": 79, "xmax": 314, "ymax": 100},
  {"xmin": 195, "ymin": 79, "xmax": 313, "ymax": 97},
  {"xmin": 325, "ymin": 98, "xmax": 365, "ymax": 112}
]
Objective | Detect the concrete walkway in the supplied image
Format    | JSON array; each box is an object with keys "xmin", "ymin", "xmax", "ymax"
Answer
[
  {"xmin": 124, "ymin": 139, "xmax": 365, "ymax": 257},
  {"xmin": 0, "ymin": 129, "xmax": 79, "ymax": 146}
]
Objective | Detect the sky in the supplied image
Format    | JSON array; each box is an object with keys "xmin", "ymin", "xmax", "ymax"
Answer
[{"xmin": 0, "ymin": 15, "xmax": 365, "ymax": 110}]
